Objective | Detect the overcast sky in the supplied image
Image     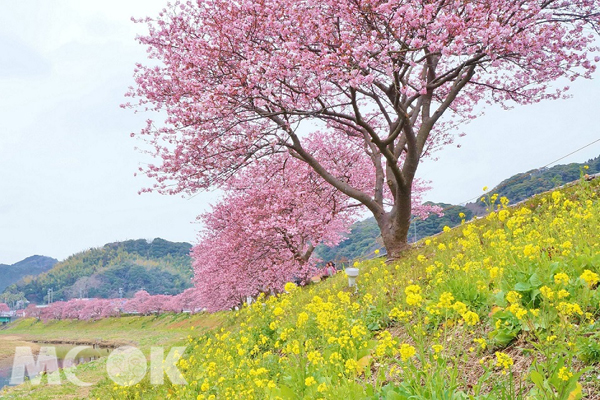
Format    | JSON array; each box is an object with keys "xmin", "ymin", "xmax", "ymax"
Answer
[{"xmin": 1, "ymin": 1, "xmax": 599, "ymax": 265}]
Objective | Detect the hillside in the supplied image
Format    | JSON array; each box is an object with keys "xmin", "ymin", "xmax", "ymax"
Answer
[
  {"xmin": 78, "ymin": 176, "xmax": 600, "ymax": 399},
  {"xmin": 2, "ymin": 238, "xmax": 193, "ymax": 304},
  {"xmin": 316, "ymin": 202, "xmax": 474, "ymax": 262},
  {"xmin": 466, "ymin": 154, "xmax": 600, "ymax": 214},
  {"xmin": 319, "ymin": 155, "xmax": 598, "ymax": 262},
  {"xmin": 0, "ymin": 255, "xmax": 57, "ymax": 293},
  {"xmin": 315, "ymin": 217, "xmax": 381, "ymax": 263}
]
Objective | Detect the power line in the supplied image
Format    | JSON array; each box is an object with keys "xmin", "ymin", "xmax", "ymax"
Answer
[{"xmin": 435, "ymin": 137, "xmax": 600, "ymax": 214}]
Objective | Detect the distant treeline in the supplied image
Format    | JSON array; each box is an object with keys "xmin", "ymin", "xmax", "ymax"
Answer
[
  {"xmin": 0, "ymin": 255, "xmax": 57, "ymax": 293},
  {"xmin": 315, "ymin": 202, "xmax": 473, "ymax": 263}
]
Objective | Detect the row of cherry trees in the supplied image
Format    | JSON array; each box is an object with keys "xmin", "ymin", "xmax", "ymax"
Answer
[
  {"xmin": 190, "ymin": 137, "xmax": 441, "ymax": 311},
  {"xmin": 23, "ymin": 288, "xmax": 203, "ymax": 322}
]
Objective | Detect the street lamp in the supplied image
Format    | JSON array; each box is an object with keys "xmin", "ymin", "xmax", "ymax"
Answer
[{"xmin": 345, "ymin": 268, "xmax": 359, "ymax": 288}]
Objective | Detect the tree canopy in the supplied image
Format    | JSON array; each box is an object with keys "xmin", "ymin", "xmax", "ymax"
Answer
[{"xmin": 128, "ymin": 0, "xmax": 600, "ymax": 259}]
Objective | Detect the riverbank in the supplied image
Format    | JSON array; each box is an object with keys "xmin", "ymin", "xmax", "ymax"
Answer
[
  {"xmin": 0, "ymin": 312, "xmax": 225, "ymax": 399},
  {"xmin": 0, "ymin": 337, "xmax": 40, "ymax": 361}
]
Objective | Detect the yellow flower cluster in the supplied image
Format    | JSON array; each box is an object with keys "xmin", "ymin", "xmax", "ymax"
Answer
[
  {"xmin": 399, "ymin": 343, "xmax": 416, "ymax": 362},
  {"xmin": 580, "ymin": 269, "xmax": 599, "ymax": 288},
  {"xmin": 557, "ymin": 367, "xmax": 573, "ymax": 381},
  {"xmin": 405, "ymin": 285, "xmax": 423, "ymax": 306},
  {"xmin": 495, "ymin": 352, "xmax": 514, "ymax": 374}
]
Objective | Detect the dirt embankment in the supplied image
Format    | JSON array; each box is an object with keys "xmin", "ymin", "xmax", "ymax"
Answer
[{"xmin": 0, "ymin": 336, "xmax": 41, "ymax": 369}]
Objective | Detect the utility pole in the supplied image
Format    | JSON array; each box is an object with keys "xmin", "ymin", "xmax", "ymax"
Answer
[{"xmin": 413, "ymin": 218, "xmax": 418, "ymax": 243}]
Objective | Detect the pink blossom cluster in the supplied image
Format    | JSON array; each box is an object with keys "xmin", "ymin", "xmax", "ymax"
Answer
[
  {"xmin": 191, "ymin": 150, "xmax": 358, "ymax": 311},
  {"xmin": 126, "ymin": 0, "xmax": 600, "ymax": 195},
  {"xmin": 0, "ymin": 303, "xmax": 9, "ymax": 313},
  {"xmin": 23, "ymin": 288, "xmax": 203, "ymax": 322}
]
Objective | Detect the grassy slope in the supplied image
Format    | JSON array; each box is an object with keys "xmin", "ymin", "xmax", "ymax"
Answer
[{"xmin": 3, "ymin": 178, "xmax": 600, "ymax": 399}]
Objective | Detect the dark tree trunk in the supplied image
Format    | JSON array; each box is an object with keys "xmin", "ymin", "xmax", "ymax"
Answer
[{"xmin": 375, "ymin": 187, "xmax": 413, "ymax": 259}]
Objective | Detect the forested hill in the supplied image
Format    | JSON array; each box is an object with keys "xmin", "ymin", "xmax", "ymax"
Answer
[
  {"xmin": 2, "ymin": 238, "xmax": 193, "ymax": 304},
  {"xmin": 0, "ymin": 256, "xmax": 58, "ymax": 293},
  {"xmin": 318, "ymin": 155, "xmax": 599, "ymax": 263},
  {"xmin": 469, "ymin": 154, "xmax": 600, "ymax": 211}
]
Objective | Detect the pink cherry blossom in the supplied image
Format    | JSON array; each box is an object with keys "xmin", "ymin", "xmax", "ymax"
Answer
[{"xmin": 126, "ymin": 0, "xmax": 600, "ymax": 258}]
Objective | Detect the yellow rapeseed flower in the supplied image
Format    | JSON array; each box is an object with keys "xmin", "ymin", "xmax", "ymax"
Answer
[
  {"xmin": 296, "ymin": 312, "xmax": 309, "ymax": 327},
  {"xmin": 284, "ymin": 282, "xmax": 297, "ymax": 293},
  {"xmin": 474, "ymin": 338, "xmax": 487, "ymax": 349},
  {"xmin": 437, "ymin": 292, "xmax": 454, "ymax": 308},
  {"xmin": 554, "ymin": 272, "xmax": 569, "ymax": 285},
  {"xmin": 405, "ymin": 285, "xmax": 423, "ymax": 306},
  {"xmin": 557, "ymin": 367, "xmax": 573, "ymax": 381},
  {"xmin": 462, "ymin": 311, "xmax": 480, "ymax": 326},
  {"xmin": 580, "ymin": 270, "xmax": 599, "ymax": 288},
  {"xmin": 495, "ymin": 352, "xmax": 513, "ymax": 374},
  {"xmin": 540, "ymin": 286, "xmax": 555, "ymax": 300},
  {"xmin": 304, "ymin": 376, "xmax": 316, "ymax": 387},
  {"xmin": 344, "ymin": 358, "xmax": 358, "ymax": 374},
  {"xmin": 399, "ymin": 343, "xmax": 416, "ymax": 361},
  {"xmin": 506, "ymin": 291, "xmax": 522, "ymax": 304}
]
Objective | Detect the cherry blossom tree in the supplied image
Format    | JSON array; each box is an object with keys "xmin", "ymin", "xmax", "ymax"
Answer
[
  {"xmin": 128, "ymin": 0, "xmax": 600, "ymax": 257},
  {"xmin": 20, "ymin": 295, "xmax": 188, "ymax": 321},
  {"xmin": 100, "ymin": 299, "xmax": 122, "ymax": 319},
  {"xmin": 61, "ymin": 299, "xmax": 87, "ymax": 320},
  {"xmin": 168, "ymin": 287, "xmax": 203, "ymax": 313},
  {"xmin": 123, "ymin": 290, "xmax": 151, "ymax": 314},
  {"xmin": 24, "ymin": 303, "xmax": 41, "ymax": 319},
  {"xmin": 0, "ymin": 303, "xmax": 9, "ymax": 313},
  {"xmin": 79, "ymin": 299, "xmax": 116, "ymax": 321},
  {"xmin": 143, "ymin": 294, "xmax": 171, "ymax": 315},
  {"xmin": 41, "ymin": 301, "xmax": 66, "ymax": 322},
  {"xmin": 191, "ymin": 149, "xmax": 365, "ymax": 311},
  {"xmin": 192, "ymin": 146, "xmax": 438, "ymax": 310}
]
